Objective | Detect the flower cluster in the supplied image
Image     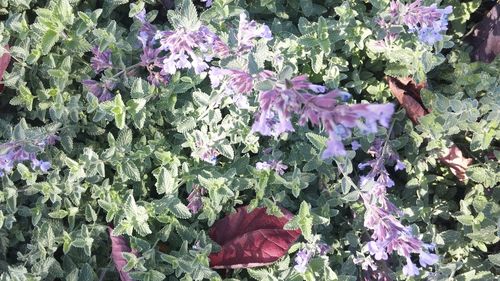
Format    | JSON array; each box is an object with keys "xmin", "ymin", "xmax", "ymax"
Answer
[
  {"xmin": 255, "ymin": 159, "xmax": 288, "ymax": 175},
  {"xmin": 90, "ymin": 46, "xmax": 113, "ymax": 73},
  {"xmin": 251, "ymin": 75, "xmax": 394, "ymax": 158},
  {"xmin": 0, "ymin": 135, "xmax": 58, "ymax": 177},
  {"xmin": 294, "ymin": 241, "xmax": 330, "ymax": 273},
  {"xmin": 209, "ymin": 68, "xmax": 273, "ymax": 108},
  {"xmin": 236, "ymin": 13, "xmax": 272, "ymax": 54},
  {"xmin": 357, "ymin": 139, "xmax": 438, "ymax": 277},
  {"xmin": 382, "ymin": 0, "xmax": 453, "ymax": 45},
  {"xmin": 133, "ymin": 10, "xmax": 271, "ymax": 86}
]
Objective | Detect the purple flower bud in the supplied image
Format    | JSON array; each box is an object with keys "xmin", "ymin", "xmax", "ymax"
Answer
[
  {"xmin": 200, "ymin": 148, "xmax": 219, "ymax": 165},
  {"xmin": 90, "ymin": 46, "xmax": 113, "ymax": 73}
]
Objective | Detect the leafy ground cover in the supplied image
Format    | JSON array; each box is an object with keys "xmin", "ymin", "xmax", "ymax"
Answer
[{"xmin": 0, "ymin": 0, "xmax": 499, "ymax": 280}]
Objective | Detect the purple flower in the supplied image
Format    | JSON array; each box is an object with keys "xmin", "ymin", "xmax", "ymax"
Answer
[
  {"xmin": 135, "ymin": 9, "xmax": 158, "ymax": 47},
  {"xmin": 31, "ymin": 158, "xmax": 51, "ymax": 172},
  {"xmin": 402, "ymin": 258, "xmax": 420, "ymax": 277},
  {"xmin": 385, "ymin": 0, "xmax": 453, "ymax": 45},
  {"xmin": 251, "ymin": 75, "xmax": 394, "ymax": 159},
  {"xmin": 0, "ymin": 135, "xmax": 57, "ymax": 176},
  {"xmin": 316, "ymin": 242, "xmax": 330, "ymax": 255},
  {"xmin": 351, "ymin": 140, "xmax": 361, "ymax": 151},
  {"xmin": 200, "ymin": 0, "xmax": 212, "ymax": 7},
  {"xmin": 294, "ymin": 248, "xmax": 313, "ymax": 273},
  {"xmin": 367, "ymin": 241, "xmax": 388, "ymax": 260},
  {"xmin": 82, "ymin": 79, "xmax": 115, "ymax": 102},
  {"xmin": 90, "ymin": 46, "xmax": 113, "ymax": 73},
  {"xmin": 255, "ymin": 160, "xmax": 288, "ymax": 175},
  {"xmin": 200, "ymin": 148, "xmax": 219, "ymax": 165},
  {"xmin": 187, "ymin": 184, "xmax": 206, "ymax": 214},
  {"xmin": 140, "ymin": 46, "xmax": 169, "ymax": 86},
  {"xmin": 419, "ymin": 251, "xmax": 439, "ymax": 267},
  {"xmin": 322, "ymin": 137, "xmax": 346, "ymax": 158},
  {"xmin": 156, "ymin": 25, "xmax": 224, "ymax": 75},
  {"xmin": 237, "ymin": 13, "xmax": 272, "ymax": 54},
  {"xmin": 394, "ymin": 159, "xmax": 405, "ymax": 171}
]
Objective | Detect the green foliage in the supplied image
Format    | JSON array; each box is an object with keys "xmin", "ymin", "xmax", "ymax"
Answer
[{"xmin": 0, "ymin": 0, "xmax": 499, "ymax": 280}]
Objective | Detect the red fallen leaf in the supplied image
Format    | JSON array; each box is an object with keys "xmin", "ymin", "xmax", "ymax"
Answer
[
  {"xmin": 208, "ymin": 206, "xmax": 301, "ymax": 269},
  {"xmin": 108, "ymin": 226, "xmax": 137, "ymax": 281},
  {"xmin": 465, "ymin": 4, "xmax": 500, "ymax": 63},
  {"xmin": 387, "ymin": 76, "xmax": 473, "ymax": 181},
  {"xmin": 0, "ymin": 45, "xmax": 11, "ymax": 93}
]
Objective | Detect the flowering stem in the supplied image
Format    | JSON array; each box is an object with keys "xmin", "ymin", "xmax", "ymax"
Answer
[{"xmin": 111, "ymin": 63, "xmax": 142, "ymax": 79}]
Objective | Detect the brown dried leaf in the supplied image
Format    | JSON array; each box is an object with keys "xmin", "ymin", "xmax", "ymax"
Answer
[
  {"xmin": 386, "ymin": 76, "xmax": 429, "ymax": 124},
  {"xmin": 387, "ymin": 76, "xmax": 473, "ymax": 182},
  {"xmin": 439, "ymin": 145, "xmax": 474, "ymax": 182}
]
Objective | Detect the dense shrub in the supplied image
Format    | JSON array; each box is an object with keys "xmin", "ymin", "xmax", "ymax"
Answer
[{"xmin": 0, "ymin": 0, "xmax": 498, "ymax": 280}]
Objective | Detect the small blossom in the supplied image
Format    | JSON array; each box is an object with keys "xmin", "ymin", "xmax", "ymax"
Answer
[
  {"xmin": 237, "ymin": 13, "xmax": 273, "ymax": 54},
  {"xmin": 419, "ymin": 250, "xmax": 439, "ymax": 267},
  {"xmin": 316, "ymin": 242, "xmax": 331, "ymax": 255},
  {"xmin": 402, "ymin": 259, "xmax": 420, "ymax": 277},
  {"xmin": 200, "ymin": 148, "xmax": 219, "ymax": 165},
  {"xmin": 156, "ymin": 25, "xmax": 224, "ymax": 75},
  {"xmin": 135, "ymin": 9, "xmax": 158, "ymax": 47},
  {"xmin": 200, "ymin": 0, "xmax": 212, "ymax": 7},
  {"xmin": 294, "ymin": 248, "xmax": 313, "ymax": 273},
  {"xmin": 255, "ymin": 160, "xmax": 288, "ymax": 175},
  {"xmin": 351, "ymin": 140, "xmax": 361, "ymax": 150},
  {"xmin": 90, "ymin": 46, "xmax": 113, "ymax": 73},
  {"xmin": 367, "ymin": 241, "xmax": 388, "ymax": 260},
  {"xmin": 394, "ymin": 159, "xmax": 406, "ymax": 171}
]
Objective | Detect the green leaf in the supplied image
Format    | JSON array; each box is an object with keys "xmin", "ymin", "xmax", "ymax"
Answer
[
  {"xmin": 176, "ymin": 117, "xmax": 196, "ymax": 133},
  {"xmin": 123, "ymin": 161, "xmax": 141, "ymax": 182},
  {"xmin": 155, "ymin": 167, "xmax": 175, "ymax": 195},
  {"xmin": 306, "ymin": 132, "xmax": 327, "ymax": 151},
  {"xmin": 298, "ymin": 201, "xmax": 313, "ymax": 241},
  {"xmin": 129, "ymin": 1, "xmax": 145, "ymax": 18},
  {"xmin": 41, "ymin": 29, "xmax": 59, "ymax": 55},
  {"xmin": 48, "ymin": 209, "xmax": 69, "ymax": 219},
  {"xmin": 488, "ymin": 253, "xmax": 500, "ymax": 267},
  {"xmin": 113, "ymin": 94, "xmax": 126, "ymax": 129},
  {"xmin": 169, "ymin": 202, "xmax": 191, "ymax": 219}
]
